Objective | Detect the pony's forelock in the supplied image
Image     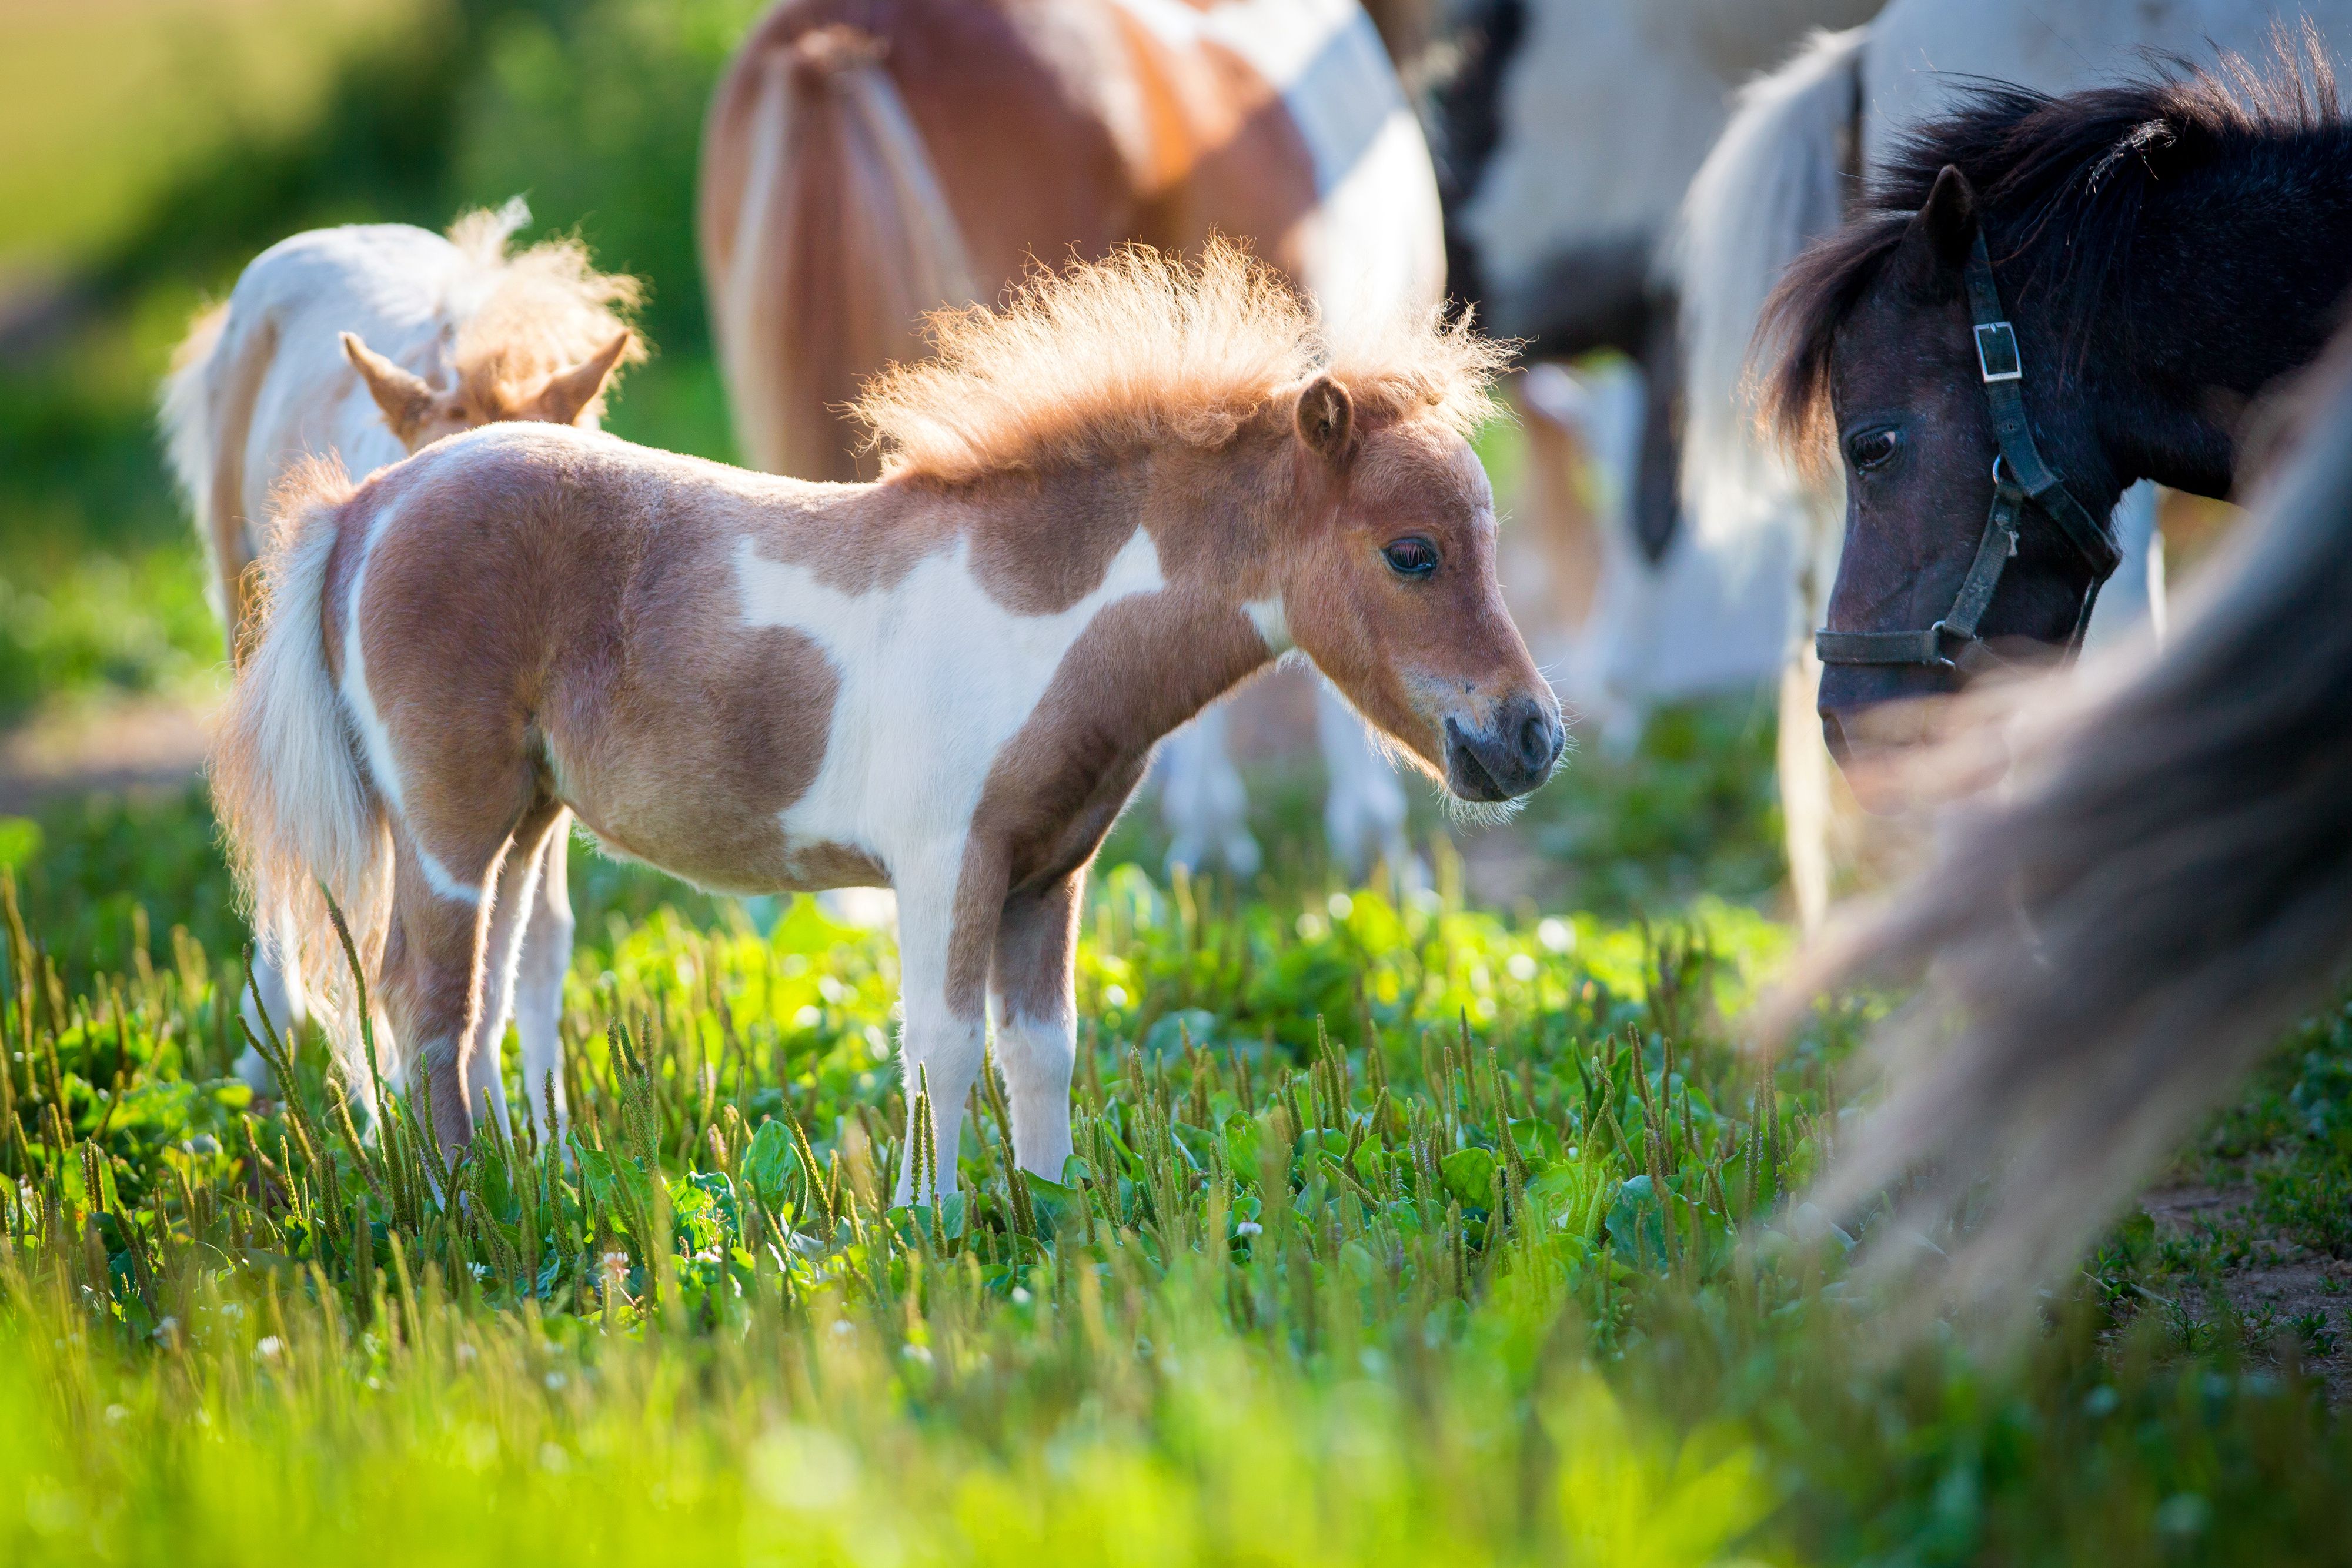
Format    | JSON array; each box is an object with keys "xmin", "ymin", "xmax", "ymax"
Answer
[
  {"xmin": 1753, "ymin": 215, "xmax": 1909, "ymax": 475},
  {"xmin": 851, "ymin": 240, "xmax": 1510, "ymax": 484}
]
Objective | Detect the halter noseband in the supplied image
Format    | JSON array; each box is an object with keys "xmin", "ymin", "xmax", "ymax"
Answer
[{"xmin": 1814, "ymin": 230, "xmax": 2123, "ymax": 675}]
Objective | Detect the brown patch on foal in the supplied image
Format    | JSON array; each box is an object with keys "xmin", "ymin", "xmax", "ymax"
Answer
[{"xmin": 340, "ymin": 439, "xmax": 846, "ymax": 896}]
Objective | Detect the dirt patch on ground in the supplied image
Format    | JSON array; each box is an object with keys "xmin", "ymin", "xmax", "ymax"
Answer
[
  {"xmin": 0, "ymin": 696, "xmax": 212, "ymax": 814},
  {"xmin": 2139, "ymin": 1182, "xmax": 2352, "ymax": 1403}
]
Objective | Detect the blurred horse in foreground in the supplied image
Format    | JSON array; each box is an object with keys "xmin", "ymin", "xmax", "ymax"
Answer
[
  {"xmin": 700, "ymin": 0, "xmax": 1442, "ymax": 884},
  {"xmin": 161, "ymin": 200, "xmax": 639, "ymax": 1115},
  {"xmin": 1767, "ymin": 320, "xmax": 2352, "ymax": 1311}
]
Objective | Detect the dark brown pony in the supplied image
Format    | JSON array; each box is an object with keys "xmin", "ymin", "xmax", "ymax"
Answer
[{"xmin": 1755, "ymin": 39, "xmax": 2352, "ymax": 771}]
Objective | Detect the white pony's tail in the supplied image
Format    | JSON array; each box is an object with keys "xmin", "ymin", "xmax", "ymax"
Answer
[
  {"xmin": 211, "ymin": 460, "xmax": 395, "ymax": 1103},
  {"xmin": 160, "ymin": 301, "xmax": 279, "ymax": 644},
  {"xmin": 699, "ymin": 25, "xmax": 976, "ymax": 480},
  {"xmin": 1667, "ymin": 25, "xmax": 1867, "ymax": 552},
  {"xmin": 159, "ymin": 304, "xmax": 225, "ymax": 537}
]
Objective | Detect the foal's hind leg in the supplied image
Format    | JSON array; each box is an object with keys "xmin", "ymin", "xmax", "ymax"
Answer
[
  {"xmin": 233, "ymin": 903, "xmax": 310, "ymax": 1094},
  {"xmin": 459, "ymin": 801, "xmax": 569, "ymax": 1142},
  {"xmin": 376, "ymin": 800, "xmax": 549, "ymax": 1164}
]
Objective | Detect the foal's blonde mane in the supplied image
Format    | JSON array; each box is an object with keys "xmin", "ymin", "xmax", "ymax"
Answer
[
  {"xmin": 444, "ymin": 199, "xmax": 647, "ymax": 413},
  {"xmin": 854, "ymin": 240, "xmax": 1510, "ymax": 483}
]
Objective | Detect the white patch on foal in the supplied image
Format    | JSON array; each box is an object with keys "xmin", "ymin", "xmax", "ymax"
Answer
[
  {"xmin": 1244, "ymin": 594, "xmax": 1292, "ymax": 656},
  {"xmin": 734, "ymin": 526, "xmax": 1166, "ymax": 856}
]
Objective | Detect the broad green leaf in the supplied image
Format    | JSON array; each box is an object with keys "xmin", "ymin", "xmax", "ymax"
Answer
[
  {"xmin": 743, "ymin": 1119, "xmax": 799, "ymax": 1206},
  {"xmin": 1441, "ymin": 1146, "xmax": 1496, "ymax": 1209}
]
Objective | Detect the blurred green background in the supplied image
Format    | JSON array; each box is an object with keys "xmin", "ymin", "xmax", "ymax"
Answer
[{"xmin": 0, "ymin": 0, "xmax": 760, "ymax": 731}]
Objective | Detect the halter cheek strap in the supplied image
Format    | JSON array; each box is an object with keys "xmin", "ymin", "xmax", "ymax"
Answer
[{"xmin": 1815, "ymin": 230, "xmax": 2123, "ymax": 673}]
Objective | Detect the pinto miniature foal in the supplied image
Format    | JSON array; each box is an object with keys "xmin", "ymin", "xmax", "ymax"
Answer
[
  {"xmin": 214, "ymin": 245, "xmax": 1563, "ymax": 1189},
  {"xmin": 162, "ymin": 199, "xmax": 638, "ymax": 1107}
]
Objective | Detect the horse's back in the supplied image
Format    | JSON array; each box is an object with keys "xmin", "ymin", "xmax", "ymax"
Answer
[
  {"xmin": 704, "ymin": 0, "xmax": 1134, "ymax": 289},
  {"xmin": 703, "ymin": 0, "xmax": 1435, "ymax": 480},
  {"xmin": 1132, "ymin": 0, "xmax": 1443, "ymax": 329}
]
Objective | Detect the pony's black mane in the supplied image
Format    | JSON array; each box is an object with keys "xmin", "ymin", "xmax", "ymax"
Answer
[{"xmin": 1757, "ymin": 33, "xmax": 2346, "ymax": 460}]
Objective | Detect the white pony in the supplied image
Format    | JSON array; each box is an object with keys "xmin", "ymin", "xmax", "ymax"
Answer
[
  {"xmin": 1444, "ymin": 0, "xmax": 1880, "ymax": 779},
  {"xmin": 1672, "ymin": 0, "xmax": 2352, "ymax": 925},
  {"xmin": 161, "ymin": 199, "xmax": 638, "ymax": 1117}
]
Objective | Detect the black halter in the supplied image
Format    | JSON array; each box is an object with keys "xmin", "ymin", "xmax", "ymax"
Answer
[{"xmin": 1815, "ymin": 230, "xmax": 2123, "ymax": 674}]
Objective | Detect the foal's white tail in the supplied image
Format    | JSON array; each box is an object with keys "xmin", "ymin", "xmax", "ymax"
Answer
[
  {"xmin": 211, "ymin": 461, "xmax": 395, "ymax": 1100},
  {"xmin": 701, "ymin": 26, "xmax": 977, "ymax": 480},
  {"xmin": 1668, "ymin": 25, "xmax": 1867, "ymax": 551}
]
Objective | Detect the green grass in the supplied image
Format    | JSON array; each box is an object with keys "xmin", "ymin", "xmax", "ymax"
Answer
[
  {"xmin": 1, "ymin": 780, "xmax": 2350, "ymax": 1566},
  {"xmin": 4, "ymin": 6, "xmax": 2351, "ymax": 1560}
]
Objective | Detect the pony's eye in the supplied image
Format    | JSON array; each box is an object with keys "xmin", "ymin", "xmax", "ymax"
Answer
[
  {"xmin": 1382, "ymin": 537, "xmax": 1439, "ymax": 579},
  {"xmin": 1846, "ymin": 427, "xmax": 1900, "ymax": 472}
]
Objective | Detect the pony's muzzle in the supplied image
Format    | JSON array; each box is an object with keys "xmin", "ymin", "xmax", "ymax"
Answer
[{"xmin": 1444, "ymin": 697, "xmax": 1563, "ymax": 801}]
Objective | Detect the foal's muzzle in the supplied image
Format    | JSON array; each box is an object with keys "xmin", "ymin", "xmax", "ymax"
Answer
[{"xmin": 1444, "ymin": 697, "xmax": 1563, "ymax": 801}]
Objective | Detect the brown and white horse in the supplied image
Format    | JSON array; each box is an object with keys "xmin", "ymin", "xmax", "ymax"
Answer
[
  {"xmin": 161, "ymin": 199, "xmax": 639, "ymax": 1113},
  {"xmin": 213, "ymin": 245, "xmax": 1561, "ymax": 1190},
  {"xmin": 697, "ymin": 0, "xmax": 1446, "ymax": 882}
]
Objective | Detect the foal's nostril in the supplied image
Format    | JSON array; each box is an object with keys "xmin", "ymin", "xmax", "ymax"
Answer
[{"xmin": 1518, "ymin": 711, "xmax": 1557, "ymax": 772}]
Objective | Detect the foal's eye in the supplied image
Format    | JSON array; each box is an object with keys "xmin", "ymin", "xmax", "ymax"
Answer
[
  {"xmin": 1846, "ymin": 427, "xmax": 1900, "ymax": 472},
  {"xmin": 1382, "ymin": 537, "xmax": 1439, "ymax": 579}
]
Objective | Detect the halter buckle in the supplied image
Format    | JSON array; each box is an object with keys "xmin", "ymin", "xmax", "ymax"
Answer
[
  {"xmin": 1924, "ymin": 620, "xmax": 1960, "ymax": 674},
  {"xmin": 1974, "ymin": 320, "xmax": 2023, "ymax": 383}
]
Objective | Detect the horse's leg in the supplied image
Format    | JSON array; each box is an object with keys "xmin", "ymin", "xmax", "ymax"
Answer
[
  {"xmin": 376, "ymin": 819, "xmax": 522, "ymax": 1165},
  {"xmin": 890, "ymin": 851, "xmax": 995, "ymax": 1204},
  {"xmin": 454, "ymin": 800, "xmax": 567, "ymax": 1145},
  {"xmin": 1779, "ymin": 642, "xmax": 1833, "ymax": 934},
  {"xmin": 1157, "ymin": 704, "xmax": 1259, "ymax": 878},
  {"xmin": 1513, "ymin": 367, "xmax": 1605, "ymax": 636},
  {"xmin": 1314, "ymin": 681, "xmax": 1414, "ymax": 887},
  {"xmin": 990, "ymin": 872, "xmax": 1080, "ymax": 1182},
  {"xmin": 1631, "ymin": 290, "xmax": 1683, "ymax": 566},
  {"xmin": 510, "ymin": 810, "xmax": 576, "ymax": 1141},
  {"xmin": 233, "ymin": 902, "xmax": 310, "ymax": 1092}
]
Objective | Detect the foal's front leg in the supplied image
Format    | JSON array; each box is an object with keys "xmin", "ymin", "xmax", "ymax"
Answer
[
  {"xmin": 510, "ymin": 813, "xmax": 576, "ymax": 1140},
  {"xmin": 890, "ymin": 852, "xmax": 995, "ymax": 1205},
  {"xmin": 991, "ymin": 873, "xmax": 1082, "ymax": 1182}
]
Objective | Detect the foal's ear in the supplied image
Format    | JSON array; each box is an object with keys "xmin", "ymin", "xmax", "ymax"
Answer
[
  {"xmin": 1295, "ymin": 373, "xmax": 1355, "ymax": 465},
  {"xmin": 1893, "ymin": 165, "xmax": 1978, "ymax": 297},
  {"xmin": 342, "ymin": 333, "xmax": 438, "ymax": 447},
  {"xmin": 529, "ymin": 330, "xmax": 635, "ymax": 426}
]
